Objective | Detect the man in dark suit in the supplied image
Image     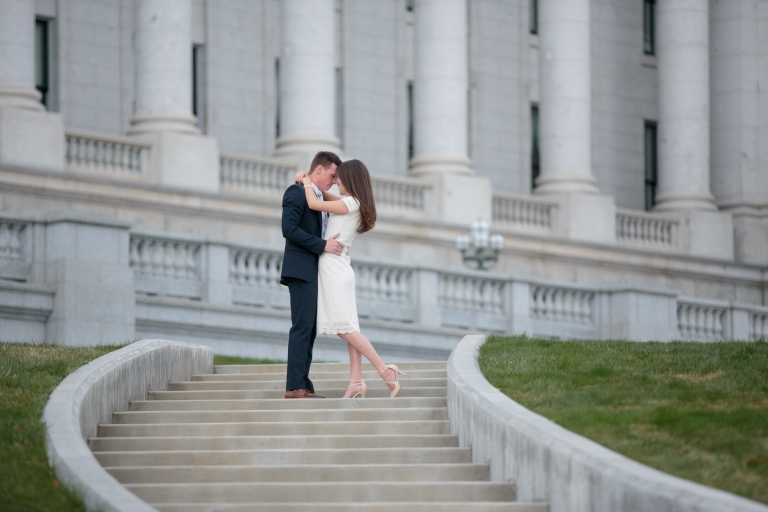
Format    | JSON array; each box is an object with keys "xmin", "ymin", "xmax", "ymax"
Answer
[{"xmin": 280, "ymin": 151, "xmax": 344, "ymax": 399}]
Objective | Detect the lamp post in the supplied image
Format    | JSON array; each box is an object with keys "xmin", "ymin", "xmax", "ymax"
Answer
[{"xmin": 456, "ymin": 218, "xmax": 504, "ymax": 271}]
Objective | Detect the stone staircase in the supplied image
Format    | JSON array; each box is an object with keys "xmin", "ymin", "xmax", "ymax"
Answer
[{"xmin": 89, "ymin": 361, "xmax": 547, "ymax": 511}]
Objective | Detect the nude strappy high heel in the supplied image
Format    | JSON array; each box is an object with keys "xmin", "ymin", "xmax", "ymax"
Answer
[
  {"xmin": 345, "ymin": 379, "xmax": 367, "ymax": 399},
  {"xmin": 380, "ymin": 364, "xmax": 406, "ymax": 398}
]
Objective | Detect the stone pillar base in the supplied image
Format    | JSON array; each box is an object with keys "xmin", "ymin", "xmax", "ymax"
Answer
[
  {"xmin": 728, "ymin": 211, "xmax": 766, "ymax": 265},
  {"xmin": 138, "ymin": 132, "xmax": 220, "ymax": 193},
  {"xmin": 549, "ymin": 192, "xmax": 617, "ymax": 245},
  {"xmin": 40, "ymin": 212, "xmax": 135, "ymax": 346},
  {"xmin": 678, "ymin": 210, "xmax": 734, "ymax": 261},
  {"xmin": 0, "ymin": 107, "xmax": 64, "ymax": 171},
  {"xmin": 417, "ymin": 172, "xmax": 492, "ymax": 225},
  {"xmin": 409, "ymin": 153, "xmax": 473, "ymax": 177},
  {"xmin": 599, "ymin": 288, "xmax": 679, "ymax": 341}
]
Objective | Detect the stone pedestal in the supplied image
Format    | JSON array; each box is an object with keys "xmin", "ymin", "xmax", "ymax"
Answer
[
  {"xmin": 140, "ymin": 131, "xmax": 219, "ymax": 192},
  {"xmin": 679, "ymin": 210, "xmax": 734, "ymax": 261},
  {"xmin": 0, "ymin": 107, "xmax": 64, "ymax": 171},
  {"xmin": 508, "ymin": 281, "xmax": 533, "ymax": 335},
  {"xmin": 39, "ymin": 212, "xmax": 135, "ymax": 346},
  {"xmin": 204, "ymin": 243, "xmax": 232, "ymax": 305},
  {"xmin": 273, "ymin": 0, "xmax": 340, "ymax": 169},
  {"xmin": 420, "ymin": 173, "xmax": 492, "ymax": 226},
  {"xmin": 600, "ymin": 289, "xmax": 678, "ymax": 341},
  {"xmin": 551, "ymin": 192, "xmax": 616, "ymax": 245}
]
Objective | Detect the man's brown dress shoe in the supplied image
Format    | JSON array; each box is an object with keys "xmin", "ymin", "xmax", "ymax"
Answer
[{"xmin": 285, "ymin": 388, "xmax": 325, "ymax": 399}]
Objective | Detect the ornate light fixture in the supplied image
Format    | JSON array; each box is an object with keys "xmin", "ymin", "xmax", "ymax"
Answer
[{"xmin": 455, "ymin": 218, "xmax": 505, "ymax": 271}]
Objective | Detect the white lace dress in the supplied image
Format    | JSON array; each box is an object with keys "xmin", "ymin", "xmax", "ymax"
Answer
[{"xmin": 317, "ymin": 196, "xmax": 362, "ymax": 335}]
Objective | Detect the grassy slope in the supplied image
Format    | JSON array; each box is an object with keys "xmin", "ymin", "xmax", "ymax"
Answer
[
  {"xmin": 479, "ymin": 335, "xmax": 768, "ymax": 504},
  {"xmin": 0, "ymin": 343, "xmax": 122, "ymax": 512},
  {"xmin": 0, "ymin": 344, "xmax": 282, "ymax": 511}
]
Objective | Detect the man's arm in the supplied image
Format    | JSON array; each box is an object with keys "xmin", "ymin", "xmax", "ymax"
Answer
[{"xmin": 282, "ymin": 186, "xmax": 343, "ymax": 256}]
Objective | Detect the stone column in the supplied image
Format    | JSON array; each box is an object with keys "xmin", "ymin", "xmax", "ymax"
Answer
[
  {"xmin": 653, "ymin": 0, "xmax": 733, "ymax": 260},
  {"xmin": 409, "ymin": 0, "xmax": 471, "ymax": 177},
  {"xmin": 654, "ymin": 0, "xmax": 716, "ymax": 212},
  {"xmin": 533, "ymin": 0, "xmax": 615, "ymax": 244},
  {"xmin": 710, "ymin": 0, "xmax": 763, "ymax": 263},
  {"xmin": 0, "ymin": 0, "xmax": 64, "ymax": 171},
  {"xmin": 273, "ymin": 0, "xmax": 340, "ymax": 168},
  {"xmin": 408, "ymin": 0, "xmax": 491, "ymax": 224},
  {"xmin": 0, "ymin": 0, "xmax": 43, "ymax": 111},
  {"xmin": 128, "ymin": 0, "xmax": 197, "ymax": 135},
  {"xmin": 534, "ymin": 0, "xmax": 598, "ymax": 194},
  {"xmin": 128, "ymin": 0, "xmax": 219, "ymax": 192}
]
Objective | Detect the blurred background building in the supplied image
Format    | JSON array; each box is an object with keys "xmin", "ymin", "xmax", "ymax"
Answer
[{"xmin": 0, "ymin": 0, "xmax": 767, "ymax": 359}]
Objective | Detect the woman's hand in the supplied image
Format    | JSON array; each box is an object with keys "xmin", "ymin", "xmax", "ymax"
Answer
[
  {"xmin": 294, "ymin": 172, "xmax": 309, "ymax": 184},
  {"xmin": 301, "ymin": 175, "xmax": 312, "ymax": 187}
]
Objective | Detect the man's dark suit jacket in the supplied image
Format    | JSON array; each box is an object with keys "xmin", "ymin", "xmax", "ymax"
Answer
[{"xmin": 280, "ymin": 184, "xmax": 326, "ymax": 284}]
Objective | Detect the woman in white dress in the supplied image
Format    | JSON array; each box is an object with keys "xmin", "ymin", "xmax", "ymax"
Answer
[{"xmin": 299, "ymin": 159, "xmax": 405, "ymax": 398}]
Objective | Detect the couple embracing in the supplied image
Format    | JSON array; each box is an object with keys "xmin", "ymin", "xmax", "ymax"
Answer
[{"xmin": 279, "ymin": 151, "xmax": 405, "ymax": 399}]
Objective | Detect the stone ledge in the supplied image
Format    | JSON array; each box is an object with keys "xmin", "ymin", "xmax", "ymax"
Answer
[
  {"xmin": 446, "ymin": 335, "xmax": 768, "ymax": 512},
  {"xmin": 43, "ymin": 339, "xmax": 213, "ymax": 512}
]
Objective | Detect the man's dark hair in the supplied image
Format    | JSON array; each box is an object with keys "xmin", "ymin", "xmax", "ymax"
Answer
[{"xmin": 308, "ymin": 151, "xmax": 342, "ymax": 174}]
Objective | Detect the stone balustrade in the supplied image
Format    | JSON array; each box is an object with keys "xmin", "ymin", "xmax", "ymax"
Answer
[
  {"xmin": 677, "ymin": 299, "xmax": 729, "ymax": 341},
  {"xmin": 616, "ymin": 209, "xmax": 680, "ymax": 250},
  {"xmin": 531, "ymin": 284, "xmax": 596, "ymax": 325},
  {"xmin": 371, "ymin": 176, "xmax": 430, "ymax": 213},
  {"xmin": 0, "ymin": 215, "xmax": 30, "ymax": 282},
  {"xmin": 219, "ymin": 154, "xmax": 297, "ymax": 196},
  {"xmin": 2, "ymin": 215, "xmax": 766, "ymax": 352},
  {"xmin": 130, "ymin": 233, "xmax": 203, "ymax": 299},
  {"xmin": 492, "ymin": 193, "xmax": 558, "ymax": 233},
  {"xmin": 65, "ymin": 130, "xmax": 150, "ymax": 177}
]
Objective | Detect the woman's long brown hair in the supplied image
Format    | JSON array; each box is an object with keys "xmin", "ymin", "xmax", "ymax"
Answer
[{"xmin": 337, "ymin": 159, "xmax": 377, "ymax": 234}]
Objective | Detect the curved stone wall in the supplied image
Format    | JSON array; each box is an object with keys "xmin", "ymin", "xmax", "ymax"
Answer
[
  {"xmin": 447, "ymin": 334, "xmax": 768, "ymax": 512},
  {"xmin": 43, "ymin": 339, "xmax": 213, "ymax": 512}
]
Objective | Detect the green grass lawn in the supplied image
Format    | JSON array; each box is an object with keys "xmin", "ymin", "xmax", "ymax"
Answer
[
  {"xmin": 213, "ymin": 354, "xmax": 284, "ymax": 365},
  {"xmin": 479, "ymin": 335, "xmax": 768, "ymax": 504},
  {"xmin": 1, "ymin": 342, "xmax": 123, "ymax": 512},
  {"xmin": 0, "ymin": 343, "xmax": 281, "ymax": 511}
]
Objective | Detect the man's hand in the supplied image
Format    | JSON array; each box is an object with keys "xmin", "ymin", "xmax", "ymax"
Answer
[
  {"xmin": 294, "ymin": 172, "xmax": 309, "ymax": 184},
  {"xmin": 324, "ymin": 233, "xmax": 344, "ymax": 256}
]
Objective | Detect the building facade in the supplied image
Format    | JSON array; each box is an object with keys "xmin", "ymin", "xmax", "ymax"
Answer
[{"xmin": 0, "ymin": 0, "xmax": 767, "ymax": 358}]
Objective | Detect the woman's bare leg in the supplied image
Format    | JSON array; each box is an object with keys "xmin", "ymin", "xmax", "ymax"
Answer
[
  {"xmin": 342, "ymin": 342, "xmax": 364, "ymax": 398},
  {"xmin": 338, "ymin": 331, "xmax": 398, "ymax": 392}
]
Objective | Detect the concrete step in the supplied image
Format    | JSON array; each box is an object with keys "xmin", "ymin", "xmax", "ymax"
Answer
[
  {"xmin": 89, "ymin": 434, "xmax": 460, "ymax": 452},
  {"xmin": 154, "ymin": 504, "xmax": 546, "ymax": 512},
  {"xmin": 168, "ymin": 378, "xmax": 445, "ymax": 391},
  {"xmin": 98, "ymin": 420, "xmax": 448, "ymax": 438},
  {"xmin": 130, "ymin": 396, "xmax": 447, "ymax": 411},
  {"xmin": 106, "ymin": 463, "xmax": 490, "ymax": 483},
  {"xmin": 94, "ymin": 447, "xmax": 471, "ymax": 467},
  {"xmin": 214, "ymin": 362, "xmax": 447, "ymax": 374},
  {"xmin": 113, "ymin": 407, "xmax": 447, "ymax": 424},
  {"xmin": 195, "ymin": 369, "xmax": 447, "ymax": 381},
  {"xmin": 149, "ymin": 387, "xmax": 448, "ymax": 400},
  {"xmin": 127, "ymin": 481, "xmax": 516, "ymax": 503}
]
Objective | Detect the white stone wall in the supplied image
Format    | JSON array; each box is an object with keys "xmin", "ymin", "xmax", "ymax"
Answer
[
  {"xmin": 53, "ymin": 0, "xmax": 126, "ymax": 134},
  {"xmin": 202, "ymin": 0, "xmax": 268, "ymax": 155},
  {"xmin": 590, "ymin": 0, "xmax": 657, "ymax": 210},
  {"xmin": 469, "ymin": 0, "xmax": 528, "ymax": 193},
  {"xmin": 340, "ymin": 0, "xmax": 403, "ymax": 176}
]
